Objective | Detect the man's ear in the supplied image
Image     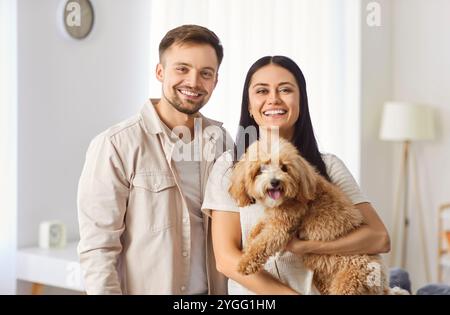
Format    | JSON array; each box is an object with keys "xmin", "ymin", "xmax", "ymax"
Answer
[{"xmin": 156, "ymin": 63, "xmax": 164, "ymax": 82}]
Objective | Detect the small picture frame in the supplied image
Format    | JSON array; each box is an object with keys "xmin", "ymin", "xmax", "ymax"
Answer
[{"xmin": 39, "ymin": 221, "xmax": 67, "ymax": 249}]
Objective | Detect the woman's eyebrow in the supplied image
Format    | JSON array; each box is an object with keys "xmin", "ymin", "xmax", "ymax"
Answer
[
  {"xmin": 252, "ymin": 82, "xmax": 295, "ymax": 88},
  {"xmin": 278, "ymin": 82, "xmax": 295, "ymax": 86},
  {"xmin": 251, "ymin": 83, "xmax": 269, "ymax": 88}
]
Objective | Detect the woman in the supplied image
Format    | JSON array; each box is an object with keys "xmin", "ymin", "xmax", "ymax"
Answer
[{"xmin": 201, "ymin": 56, "xmax": 390, "ymax": 295}]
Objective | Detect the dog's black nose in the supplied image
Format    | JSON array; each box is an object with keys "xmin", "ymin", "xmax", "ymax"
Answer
[{"xmin": 270, "ymin": 179, "xmax": 280, "ymax": 188}]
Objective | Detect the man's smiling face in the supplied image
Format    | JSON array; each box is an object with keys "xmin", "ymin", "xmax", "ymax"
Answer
[{"xmin": 156, "ymin": 42, "xmax": 219, "ymax": 115}]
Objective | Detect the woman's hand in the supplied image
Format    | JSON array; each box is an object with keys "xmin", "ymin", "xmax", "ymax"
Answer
[
  {"xmin": 211, "ymin": 210, "xmax": 301, "ymax": 295},
  {"xmin": 286, "ymin": 203, "xmax": 390, "ymax": 256},
  {"xmin": 286, "ymin": 236, "xmax": 321, "ymax": 256}
]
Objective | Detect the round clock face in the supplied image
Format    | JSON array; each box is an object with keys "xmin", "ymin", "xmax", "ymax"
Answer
[{"xmin": 63, "ymin": 0, "xmax": 94, "ymax": 39}]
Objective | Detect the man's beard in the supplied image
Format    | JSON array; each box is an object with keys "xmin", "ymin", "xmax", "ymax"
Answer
[{"xmin": 163, "ymin": 88, "xmax": 206, "ymax": 115}]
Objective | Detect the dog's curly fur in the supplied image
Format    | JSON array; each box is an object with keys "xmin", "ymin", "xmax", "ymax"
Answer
[{"xmin": 229, "ymin": 139, "xmax": 407, "ymax": 295}]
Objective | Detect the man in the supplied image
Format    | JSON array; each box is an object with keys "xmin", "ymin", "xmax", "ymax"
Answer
[{"xmin": 77, "ymin": 25, "xmax": 232, "ymax": 294}]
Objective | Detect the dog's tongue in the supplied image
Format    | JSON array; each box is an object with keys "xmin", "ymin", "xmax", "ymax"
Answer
[{"xmin": 268, "ymin": 189, "xmax": 281, "ymax": 200}]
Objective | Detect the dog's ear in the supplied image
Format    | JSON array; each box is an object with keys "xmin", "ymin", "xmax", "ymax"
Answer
[
  {"xmin": 294, "ymin": 154, "xmax": 318, "ymax": 203},
  {"xmin": 229, "ymin": 159, "xmax": 254, "ymax": 207}
]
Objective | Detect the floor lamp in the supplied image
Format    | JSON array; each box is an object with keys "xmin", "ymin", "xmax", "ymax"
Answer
[{"xmin": 379, "ymin": 101, "xmax": 435, "ymax": 282}]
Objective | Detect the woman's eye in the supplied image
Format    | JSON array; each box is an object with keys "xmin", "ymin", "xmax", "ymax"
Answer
[
  {"xmin": 279, "ymin": 88, "xmax": 292, "ymax": 94},
  {"xmin": 256, "ymin": 89, "xmax": 268, "ymax": 94}
]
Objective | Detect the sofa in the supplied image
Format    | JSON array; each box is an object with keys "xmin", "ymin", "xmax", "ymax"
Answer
[{"xmin": 389, "ymin": 267, "xmax": 450, "ymax": 295}]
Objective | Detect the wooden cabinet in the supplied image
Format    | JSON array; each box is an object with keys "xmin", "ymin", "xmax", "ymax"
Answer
[
  {"xmin": 438, "ymin": 203, "xmax": 450, "ymax": 283},
  {"xmin": 16, "ymin": 241, "xmax": 84, "ymax": 294}
]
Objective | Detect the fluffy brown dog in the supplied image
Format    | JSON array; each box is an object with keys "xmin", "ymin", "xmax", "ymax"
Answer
[{"xmin": 229, "ymin": 139, "xmax": 405, "ymax": 295}]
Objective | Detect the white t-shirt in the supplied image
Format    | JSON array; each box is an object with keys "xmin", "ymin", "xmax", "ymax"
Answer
[
  {"xmin": 201, "ymin": 150, "xmax": 370, "ymax": 295},
  {"xmin": 162, "ymin": 121, "xmax": 207, "ymax": 295}
]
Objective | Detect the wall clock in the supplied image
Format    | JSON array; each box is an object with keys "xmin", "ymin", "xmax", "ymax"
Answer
[{"xmin": 63, "ymin": 0, "xmax": 94, "ymax": 39}]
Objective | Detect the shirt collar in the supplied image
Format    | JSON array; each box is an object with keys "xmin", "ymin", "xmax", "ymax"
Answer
[{"xmin": 140, "ymin": 98, "xmax": 224, "ymax": 143}]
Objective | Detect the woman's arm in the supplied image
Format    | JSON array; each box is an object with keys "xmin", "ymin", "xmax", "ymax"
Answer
[
  {"xmin": 211, "ymin": 210, "xmax": 299, "ymax": 295},
  {"xmin": 286, "ymin": 202, "xmax": 390, "ymax": 256}
]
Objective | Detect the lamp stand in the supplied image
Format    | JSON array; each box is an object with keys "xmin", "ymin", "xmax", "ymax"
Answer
[
  {"xmin": 390, "ymin": 141, "xmax": 408, "ymax": 268},
  {"xmin": 390, "ymin": 140, "xmax": 431, "ymax": 283},
  {"xmin": 410, "ymin": 148, "xmax": 431, "ymax": 283},
  {"xmin": 401, "ymin": 140, "xmax": 410, "ymax": 269}
]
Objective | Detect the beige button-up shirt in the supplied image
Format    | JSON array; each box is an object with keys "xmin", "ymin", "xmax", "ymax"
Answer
[{"xmin": 77, "ymin": 99, "xmax": 232, "ymax": 294}]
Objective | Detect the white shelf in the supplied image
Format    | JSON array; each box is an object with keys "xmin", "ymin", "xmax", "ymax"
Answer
[
  {"xmin": 440, "ymin": 254, "xmax": 450, "ymax": 268},
  {"xmin": 16, "ymin": 241, "xmax": 84, "ymax": 292}
]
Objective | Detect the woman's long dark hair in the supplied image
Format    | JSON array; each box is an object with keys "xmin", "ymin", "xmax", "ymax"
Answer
[{"xmin": 235, "ymin": 55, "xmax": 330, "ymax": 181}]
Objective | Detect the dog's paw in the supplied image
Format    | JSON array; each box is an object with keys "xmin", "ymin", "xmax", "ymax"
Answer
[
  {"xmin": 238, "ymin": 259, "xmax": 261, "ymax": 275},
  {"xmin": 386, "ymin": 286, "xmax": 410, "ymax": 295}
]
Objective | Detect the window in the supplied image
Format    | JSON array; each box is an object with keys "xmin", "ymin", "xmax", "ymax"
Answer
[
  {"xmin": 0, "ymin": 0, "xmax": 18, "ymax": 294},
  {"xmin": 149, "ymin": 0, "xmax": 361, "ymax": 180}
]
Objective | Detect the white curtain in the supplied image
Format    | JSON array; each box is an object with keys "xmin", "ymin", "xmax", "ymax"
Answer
[
  {"xmin": 149, "ymin": 0, "xmax": 361, "ymax": 180},
  {"xmin": 0, "ymin": 0, "xmax": 17, "ymax": 294}
]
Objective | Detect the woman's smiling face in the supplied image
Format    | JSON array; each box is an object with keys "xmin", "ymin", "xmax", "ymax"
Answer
[{"xmin": 248, "ymin": 64, "xmax": 300, "ymax": 140}]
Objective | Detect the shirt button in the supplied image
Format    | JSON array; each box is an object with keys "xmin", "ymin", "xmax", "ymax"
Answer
[
  {"xmin": 180, "ymin": 286, "xmax": 186, "ymax": 292},
  {"xmin": 182, "ymin": 251, "xmax": 188, "ymax": 257}
]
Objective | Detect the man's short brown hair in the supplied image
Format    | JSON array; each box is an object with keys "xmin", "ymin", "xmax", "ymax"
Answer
[{"xmin": 159, "ymin": 24, "xmax": 223, "ymax": 67}]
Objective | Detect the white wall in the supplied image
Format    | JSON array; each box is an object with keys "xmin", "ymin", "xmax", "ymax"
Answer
[
  {"xmin": 361, "ymin": 0, "xmax": 450, "ymax": 290},
  {"xmin": 360, "ymin": 0, "xmax": 394, "ymax": 253},
  {"xmin": 16, "ymin": 0, "xmax": 151, "ymax": 249},
  {"xmin": 0, "ymin": 0, "xmax": 17, "ymax": 294},
  {"xmin": 392, "ymin": 0, "xmax": 450, "ymax": 289}
]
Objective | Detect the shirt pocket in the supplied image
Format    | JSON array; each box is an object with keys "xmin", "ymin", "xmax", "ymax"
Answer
[
  {"xmin": 132, "ymin": 172, "xmax": 176, "ymax": 193},
  {"xmin": 130, "ymin": 172, "xmax": 178, "ymax": 233}
]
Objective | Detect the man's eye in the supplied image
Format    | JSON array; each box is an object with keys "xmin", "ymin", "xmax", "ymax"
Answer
[
  {"xmin": 176, "ymin": 67, "xmax": 187, "ymax": 72},
  {"xmin": 202, "ymin": 71, "xmax": 213, "ymax": 78}
]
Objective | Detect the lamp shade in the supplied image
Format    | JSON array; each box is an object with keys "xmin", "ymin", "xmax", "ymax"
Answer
[{"xmin": 379, "ymin": 102, "xmax": 436, "ymax": 141}]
